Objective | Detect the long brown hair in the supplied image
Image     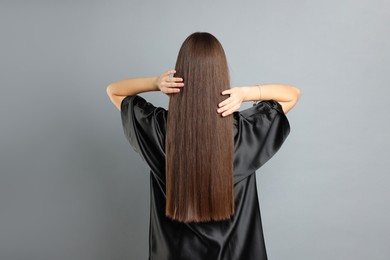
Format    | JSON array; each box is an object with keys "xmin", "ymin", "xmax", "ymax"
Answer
[{"xmin": 165, "ymin": 32, "xmax": 234, "ymax": 222}]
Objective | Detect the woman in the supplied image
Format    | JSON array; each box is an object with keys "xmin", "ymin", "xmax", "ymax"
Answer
[{"xmin": 107, "ymin": 32, "xmax": 300, "ymax": 260}]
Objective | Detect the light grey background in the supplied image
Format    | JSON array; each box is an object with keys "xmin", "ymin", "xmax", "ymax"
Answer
[{"xmin": 1, "ymin": 1, "xmax": 389, "ymax": 260}]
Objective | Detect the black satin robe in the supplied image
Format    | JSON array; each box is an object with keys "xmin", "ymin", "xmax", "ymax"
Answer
[{"xmin": 120, "ymin": 95, "xmax": 290, "ymax": 260}]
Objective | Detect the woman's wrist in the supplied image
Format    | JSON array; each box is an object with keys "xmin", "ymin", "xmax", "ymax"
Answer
[
  {"xmin": 153, "ymin": 76, "xmax": 160, "ymax": 91},
  {"xmin": 240, "ymin": 86, "xmax": 260, "ymax": 102}
]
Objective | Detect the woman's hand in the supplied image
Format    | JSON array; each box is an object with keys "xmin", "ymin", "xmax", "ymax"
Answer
[
  {"xmin": 156, "ymin": 70, "xmax": 184, "ymax": 95},
  {"xmin": 217, "ymin": 87, "xmax": 247, "ymax": 117}
]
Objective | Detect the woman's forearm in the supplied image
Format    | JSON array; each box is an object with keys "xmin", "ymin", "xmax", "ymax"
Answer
[
  {"xmin": 239, "ymin": 84, "xmax": 301, "ymax": 114},
  {"xmin": 241, "ymin": 84, "xmax": 301, "ymax": 102},
  {"xmin": 106, "ymin": 70, "xmax": 184, "ymax": 110},
  {"xmin": 106, "ymin": 77, "xmax": 159, "ymax": 96}
]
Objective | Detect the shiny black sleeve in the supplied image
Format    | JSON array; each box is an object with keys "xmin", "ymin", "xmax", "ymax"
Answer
[
  {"xmin": 120, "ymin": 95, "xmax": 167, "ymax": 174},
  {"xmin": 233, "ymin": 100, "xmax": 291, "ymax": 176}
]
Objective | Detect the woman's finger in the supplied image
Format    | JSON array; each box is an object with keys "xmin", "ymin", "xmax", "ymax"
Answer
[
  {"xmin": 166, "ymin": 77, "xmax": 183, "ymax": 82},
  {"xmin": 168, "ymin": 82, "xmax": 184, "ymax": 87},
  {"xmin": 219, "ymin": 98, "xmax": 240, "ymax": 113},
  {"xmin": 217, "ymin": 102, "xmax": 229, "ymax": 112},
  {"xmin": 220, "ymin": 97, "xmax": 237, "ymax": 108},
  {"xmin": 168, "ymin": 69, "xmax": 176, "ymax": 75},
  {"xmin": 163, "ymin": 69, "xmax": 176, "ymax": 76},
  {"xmin": 162, "ymin": 86, "xmax": 181, "ymax": 94},
  {"xmin": 218, "ymin": 96, "xmax": 232, "ymax": 108},
  {"xmin": 217, "ymin": 102, "xmax": 232, "ymax": 113},
  {"xmin": 162, "ymin": 83, "xmax": 184, "ymax": 88},
  {"xmin": 221, "ymin": 89, "xmax": 231, "ymax": 95},
  {"xmin": 222, "ymin": 104, "xmax": 239, "ymax": 117}
]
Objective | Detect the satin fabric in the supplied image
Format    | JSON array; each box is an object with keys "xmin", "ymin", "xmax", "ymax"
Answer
[{"xmin": 120, "ymin": 95, "xmax": 290, "ymax": 260}]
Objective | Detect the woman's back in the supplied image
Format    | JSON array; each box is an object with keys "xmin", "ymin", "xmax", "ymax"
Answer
[{"xmin": 120, "ymin": 94, "xmax": 290, "ymax": 260}]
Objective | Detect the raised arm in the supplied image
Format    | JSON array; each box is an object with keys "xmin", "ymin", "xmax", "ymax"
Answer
[
  {"xmin": 106, "ymin": 70, "xmax": 184, "ymax": 111},
  {"xmin": 217, "ymin": 84, "xmax": 301, "ymax": 116}
]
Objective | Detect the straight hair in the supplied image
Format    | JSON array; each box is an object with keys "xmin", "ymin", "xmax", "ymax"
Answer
[{"xmin": 165, "ymin": 32, "xmax": 234, "ymax": 222}]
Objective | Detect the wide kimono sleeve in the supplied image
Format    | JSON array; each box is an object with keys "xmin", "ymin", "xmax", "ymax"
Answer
[
  {"xmin": 120, "ymin": 95, "xmax": 167, "ymax": 174},
  {"xmin": 233, "ymin": 100, "xmax": 291, "ymax": 177}
]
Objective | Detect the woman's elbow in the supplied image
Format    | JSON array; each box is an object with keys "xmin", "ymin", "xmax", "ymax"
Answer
[
  {"xmin": 106, "ymin": 84, "xmax": 114, "ymax": 97},
  {"xmin": 291, "ymin": 86, "xmax": 301, "ymax": 102},
  {"xmin": 282, "ymin": 87, "xmax": 301, "ymax": 114},
  {"xmin": 106, "ymin": 84, "xmax": 120, "ymax": 99}
]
